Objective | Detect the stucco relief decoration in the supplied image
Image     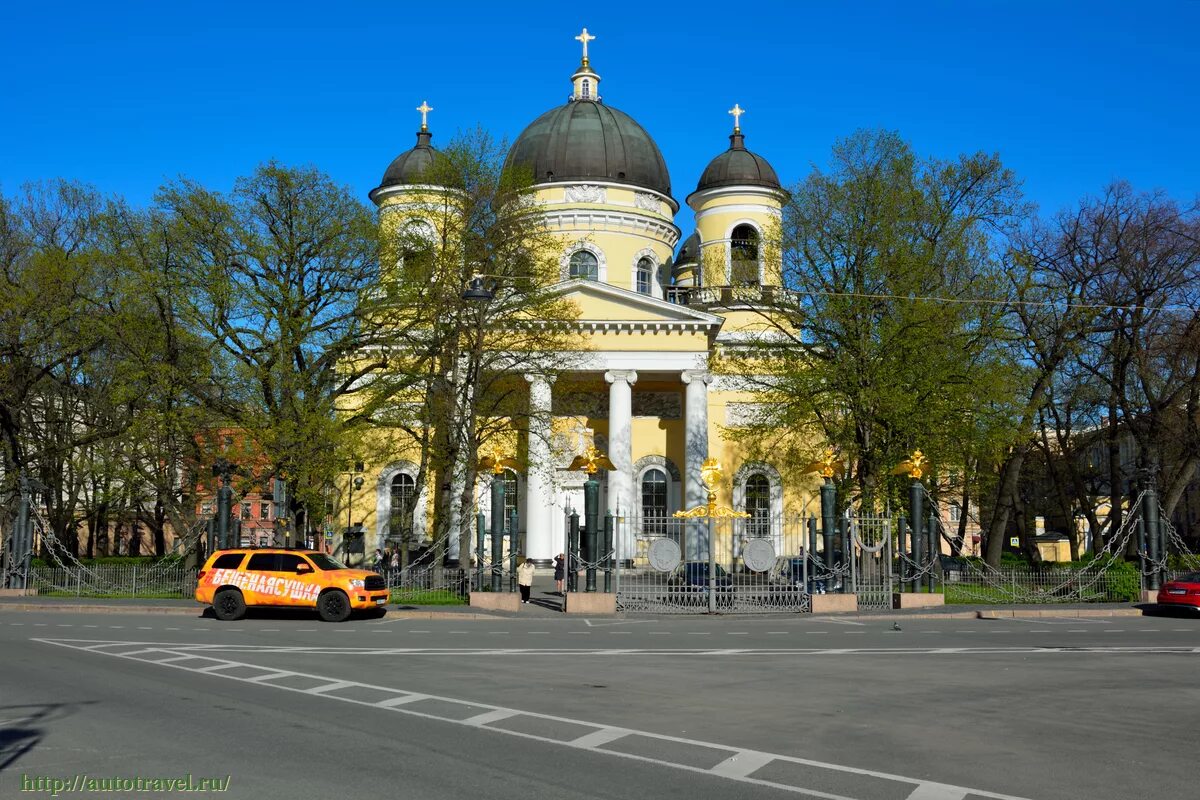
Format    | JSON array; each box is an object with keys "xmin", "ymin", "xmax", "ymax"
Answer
[
  {"xmin": 565, "ymin": 184, "xmax": 606, "ymax": 203},
  {"xmin": 553, "ymin": 392, "xmax": 608, "ymax": 418},
  {"xmin": 632, "ymin": 392, "xmax": 681, "ymax": 419},
  {"xmin": 725, "ymin": 403, "xmax": 769, "ymax": 427},
  {"xmin": 634, "ymin": 192, "xmax": 659, "ymax": 212}
]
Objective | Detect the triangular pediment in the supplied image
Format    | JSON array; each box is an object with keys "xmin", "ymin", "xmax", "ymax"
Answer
[{"xmin": 550, "ymin": 279, "xmax": 724, "ymax": 328}]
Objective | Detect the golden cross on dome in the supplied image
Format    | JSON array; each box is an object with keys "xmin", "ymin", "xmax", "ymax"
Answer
[
  {"xmin": 575, "ymin": 27, "xmax": 595, "ymax": 64},
  {"xmin": 728, "ymin": 103, "xmax": 745, "ymax": 133},
  {"xmin": 416, "ymin": 100, "xmax": 433, "ymax": 131}
]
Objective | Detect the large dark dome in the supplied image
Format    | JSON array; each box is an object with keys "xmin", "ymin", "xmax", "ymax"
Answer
[
  {"xmin": 505, "ymin": 101, "xmax": 672, "ymax": 198},
  {"xmin": 693, "ymin": 132, "xmax": 781, "ymax": 194}
]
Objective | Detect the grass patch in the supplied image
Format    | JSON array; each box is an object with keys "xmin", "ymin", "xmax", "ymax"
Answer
[{"xmin": 389, "ymin": 588, "xmax": 467, "ymax": 606}]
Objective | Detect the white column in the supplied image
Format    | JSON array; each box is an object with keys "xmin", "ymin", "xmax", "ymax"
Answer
[
  {"xmin": 524, "ymin": 373, "xmax": 556, "ymax": 563},
  {"xmin": 681, "ymin": 370, "xmax": 712, "ymax": 560},
  {"xmin": 604, "ymin": 370, "xmax": 638, "ymax": 540}
]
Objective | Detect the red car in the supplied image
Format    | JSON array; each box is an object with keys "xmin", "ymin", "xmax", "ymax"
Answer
[{"xmin": 1156, "ymin": 572, "xmax": 1200, "ymax": 612}]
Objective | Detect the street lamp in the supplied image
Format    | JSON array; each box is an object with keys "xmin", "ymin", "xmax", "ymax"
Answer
[
  {"xmin": 343, "ymin": 463, "xmax": 365, "ymax": 562},
  {"xmin": 462, "ymin": 275, "xmax": 494, "ymax": 302}
]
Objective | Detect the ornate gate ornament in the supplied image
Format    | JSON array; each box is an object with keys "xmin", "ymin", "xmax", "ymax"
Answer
[
  {"xmin": 647, "ymin": 537, "xmax": 682, "ymax": 572},
  {"xmin": 742, "ymin": 537, "xmax": 776, "ymax": 573}
]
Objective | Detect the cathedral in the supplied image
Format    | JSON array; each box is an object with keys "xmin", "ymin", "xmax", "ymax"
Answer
[{"xmin": 358, "ymin": 29, "xmax": 812, "ymax": 566}]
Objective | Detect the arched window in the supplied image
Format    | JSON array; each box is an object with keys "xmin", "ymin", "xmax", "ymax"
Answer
[
  {"xmin": 500, "ymin": 469, "xmax": 519, "ymax": 528},
  {"xmin": 398, "ymin": 221, "xmax": 436, "ymax": 280},
  {"xmin": 744, "ymin": 473, "xmax": 771, "ymax": 537},
  {"xmin": 730, "ymin": 224, "xmax": 760, "ymax": 285},
  {"xmin": 582, "ymin": 79, "xmax": 591, "ymax": 99},
  {"xmin": 636, "ymin": 257, "xmax": 653, "ymax": 294},
  {"xmin": 641, "ymin": 468, "xmax": 668, "ymax": 535},
  {"xmin": 569, "ymin": 250, "xmax": 599, "ymax": 281},
  {"xmin": 389, "ymin": 474, "xmax": 416, "ymax": 544}
]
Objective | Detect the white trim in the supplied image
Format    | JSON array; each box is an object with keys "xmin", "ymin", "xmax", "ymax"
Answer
[
  {"xmin": 724, "ymin": 220, "xmax": 764, "ymax": 285},
  {"xmin": 634, "ymin": 459, "xmax": 681, "ymax": 530},
  {"xmin": 530, "ymin": 180, "xmax": 680, "ymax": 214},
  {"xmin": 375, "ymin": 461, "xmax": 427, "ymax": 550},
  {"xmin": 542, "ymin": 208, "xmax": 681, "ymax": 248},
  {"xmin": 631, "ymin": 247, "xmax": 660, "ymax": 296},
  {"xmin": 732, "ymin": 462, "xmax": 785, "ymax": 542},
  {"xmin": 686, "ymin": 185, "xmax": 787, "ymax": 212},
  {"xmin": 549, "ymin": 278, "xmax": 724, "ymax": 325},
  {"xmin": 561, "ymin": 243, "xmax": 606, "ymax": 282}
]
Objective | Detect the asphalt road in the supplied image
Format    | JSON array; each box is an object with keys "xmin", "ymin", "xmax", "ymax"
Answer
[{"xmin": 2, "ymin": 607, "xmax": 1198, "ymax": 800}]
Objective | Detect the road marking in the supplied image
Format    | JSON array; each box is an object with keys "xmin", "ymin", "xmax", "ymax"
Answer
[
  {"xmin": 375, "ymin": 693, "xmax": 429, "ymax": 707},
  {"xmin": 488, "ymin": 631, "xmax": 509, "ymax": 635},
  {"xmin": 297, "ymin": 629, "xmax": 317, "ymax": 632},
  {"xmin": 815, "ymin": 618, "xmax": 867, "ymax": 626},
  {"xmin": 648, "ymin": 631, "xmax": 671, "ymax": 635},
  {"xmin": 710, "ymin": 751, "xmax": 775, "ymax": 779},
  {"xmin": 307, "ymin": 681, "xmax": 355, "ymax": 694},
  {"xmin": 529, "ymin": 631, "xmax": 550, "ymax": 635},
  {"xmin": 906, "ymin": 783, "xmax": 969, "ymax": 799},
  {"xmin": 1139, "ymin": 629, "xmax": 1160, "ymax": 632},
  {"xmin": 39, "ymin": 637, "xmax": 1033, "ymax": 800},
  {"xmin": 568, "ymin": 631, "xmax": 591, "ymax": 635},
  {"xmin": 1067, "ymin": 630, "xmax": 1087, "ymax": 633},
  {"xmin": 609, "ymin": 631, "xmax": 632, "ymax": 635},
  {"xmin": 569, "ymin": 728, "xmax": 628, "ymax": 748},
  {"xmin": 767, "ymin": 632, "xmax": 788, "ymax": 635},
  {"xmin": 727, "ymin": 632, "xmax": 749, "ymax": 635},
  {"xmin": 462, "ymin": 709, "xmax": 519, "ymax": 726},
  {"xmin": 806, "ymin": 631, "xmax": 828, "ymax": 635},
  {"xmin": 373, "ymin": 630, "xmax": 392, "ymax": 634},
  {"xmin": 38, "ymin": 638, "xmax": 1200, "ymax": 658},
  {"xmin": 263, "ymin": 628, "xmax": 280, "ymax": 632}
]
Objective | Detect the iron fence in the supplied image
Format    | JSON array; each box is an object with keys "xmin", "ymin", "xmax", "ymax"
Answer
[
  {"xmin": 940, "ymin": 565, "xmax": 1141, "ymax": 604},
  {"xmin": 379, "ymin": 566, "xmax": 469, "ymax": 604},
  {"xmin": 31, "ymin": 564, "xmax": 197, "ymax": 598},
  {"xmin": 615, "ymin": 516, "xmax": 816, "ymax": 614}
]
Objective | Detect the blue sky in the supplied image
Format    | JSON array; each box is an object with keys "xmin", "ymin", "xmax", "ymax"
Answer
[{"xmin": 2, "ymin": 1, "xmax": 1196, "ymax": 221}]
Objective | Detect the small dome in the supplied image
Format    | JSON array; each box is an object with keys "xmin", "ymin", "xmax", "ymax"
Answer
[
  {"xmin": 505, "ymin": 101, "xmax": 672, "ymax": 199},
  {"xmin": 694, "ymin": 132, "xmax": 781, "ymax": 194},
  {"xmin": 370, "ymin": 131, "xmax": 448, "ymax": 202},
  {"xmin": 675, "ymin": 232, "xmax": 700, "ymax": 264}
]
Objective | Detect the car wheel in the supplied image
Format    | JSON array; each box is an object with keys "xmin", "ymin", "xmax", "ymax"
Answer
[
  {"xmin": 212, "ymin": 588, "xmax": 246, "ymax": 621},
  {"xmin": 317, "ymin": 589, "xmax": 352, "ymax": 623}
]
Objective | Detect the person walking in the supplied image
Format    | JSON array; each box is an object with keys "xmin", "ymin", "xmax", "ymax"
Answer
[
  {"xmin": 553, "ymin": 553, "xmax": 565, "ymax": 595},
  {"xmin": 517, "ymin": 557, "xmax": 536, "ymax": 604}
]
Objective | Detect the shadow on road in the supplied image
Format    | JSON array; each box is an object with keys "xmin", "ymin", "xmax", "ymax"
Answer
[{"xmin": 0, "ymin": 701, "xmax": 92, "ymax": 773}]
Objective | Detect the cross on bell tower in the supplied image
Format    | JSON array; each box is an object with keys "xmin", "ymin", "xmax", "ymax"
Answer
[
  {"xmin": 416, "ymin": 101, "xmax": 433, "ymax": 132},
  {"xmin": 728, "ymin": 103, "xmax": 745, "ymax": 133},
  {"xmin": 570, "ymin": 27, "xmax": 601, "ymax": 102},
  {"xmin": 575, "ymin": 27, "xmax": 595, "ymax": 65}
]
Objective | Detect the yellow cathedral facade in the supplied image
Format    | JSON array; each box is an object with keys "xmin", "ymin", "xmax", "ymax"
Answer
[{"xmin": 355, "ymin": 29, "xmax": 818, "ymax": 566}]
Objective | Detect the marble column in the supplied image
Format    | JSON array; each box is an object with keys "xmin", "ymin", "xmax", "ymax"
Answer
[
  {"xmin": 604, "ymin": 370, "xmax": 638, "ymax": 551},
  {"xmin": 681, "ymin": 369, "xmax": 712, "ymax": 560},
  {"xmin": 524, "ymin": 373, "xmax": 556, "ymax": 564}
]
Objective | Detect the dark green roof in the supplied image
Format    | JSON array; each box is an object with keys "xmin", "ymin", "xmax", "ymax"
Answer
[
  {"xmin": 370, "ymin": 131, "xmax": 445, "ymax": 201},
  {"xmin": 675, "ymin": 231, "xmax": 700, "ymax": 264},
  {"xmin": 504, "ymin": 101, "xmax": 672, "ymax": 199},
  {"xmin": 694, "ymin": 132, "xmax": 781, "ymax": 193}
]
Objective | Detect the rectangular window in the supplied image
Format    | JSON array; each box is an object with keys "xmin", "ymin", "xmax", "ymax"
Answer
[
  {"xmin": 260, "ymin": 502, "xmax": 271, "ymax": 520},
  {"xmin": 201, "ymin": 502, "xmax": 213, "ymax": 516},
  {"xmin": 241, "ymin": 502, "xmax": 252, "ymax": 520}
]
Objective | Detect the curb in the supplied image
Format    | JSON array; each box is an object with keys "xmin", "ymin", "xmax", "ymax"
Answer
[{"xmin": 976, "ymin": 608, "xmax": 1144, "ymax": 619}]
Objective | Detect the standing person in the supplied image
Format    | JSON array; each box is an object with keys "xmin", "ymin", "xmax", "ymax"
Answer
[
  {"xmin": 553, "ymin": 553, "xmax": 565, "ymax": 595},
  {"xmin": 517, "ymin": 557, "xmax": 536, "ymax": 604}
]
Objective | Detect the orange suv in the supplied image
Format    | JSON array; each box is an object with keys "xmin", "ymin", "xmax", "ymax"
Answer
[{"xmin": 195, "ymin": 549, "xmax": 388, "ymax": 622}]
